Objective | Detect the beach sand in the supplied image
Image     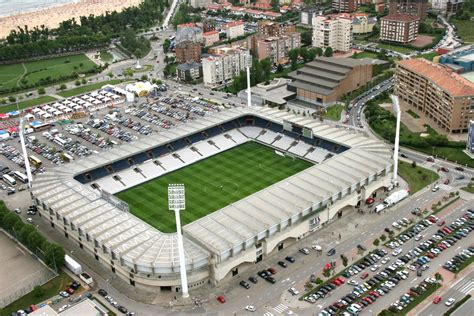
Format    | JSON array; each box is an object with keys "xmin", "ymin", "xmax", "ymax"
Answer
[{"xmin": 0, "ymin": 0, "xmax": 144, "ymax": 39}]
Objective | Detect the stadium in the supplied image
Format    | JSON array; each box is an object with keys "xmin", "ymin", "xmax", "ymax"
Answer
[{"xmin": 31, "ymin": 106, "xmax": 393, "ymax": 292}]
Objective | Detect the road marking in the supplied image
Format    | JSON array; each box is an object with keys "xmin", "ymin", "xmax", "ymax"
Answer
[
  {"xmin": 457, "ymin": 281, "xmax": 474, "ymax": 295},
  {"xmin": 410, "ymin": 278, "xmax": 418, "ymax": 283},
  {"xmin": 273, "ymin": 303, "xmax": 288, "ymax": 313},
  {"xmin": 16, "ymin": 247, "xmax": 25, "ymax": 255},
  {"xmin": 263, "ymin": 312, "xmax": 274, "ymax": 316}
]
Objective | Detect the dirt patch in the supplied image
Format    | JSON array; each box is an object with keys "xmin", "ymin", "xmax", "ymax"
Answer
[{"xmin": 411, "ymin": 35, "xmax": 434, "ymax": 48}]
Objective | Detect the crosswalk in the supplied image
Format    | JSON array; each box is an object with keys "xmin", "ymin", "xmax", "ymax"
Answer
[
  {"xmin": 454, "ymin": 278, "xmax": 474, "ymax": 295},
  {"xmin": 273, "ymin": 303, "xmax": 289, "ymax": 313},
  {"xmin": 264, "ymin": 312, "xmax": 274, "ymax": 316}
]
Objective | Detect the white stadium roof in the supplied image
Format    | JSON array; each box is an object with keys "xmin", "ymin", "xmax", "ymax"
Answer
[{"xmin": 32, "ymin": 106, "xmax": 392, "ymax": 273}]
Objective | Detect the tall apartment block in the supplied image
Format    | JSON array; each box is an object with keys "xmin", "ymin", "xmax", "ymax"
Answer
[
  {"xmin": 389, "ymin": 0, "xmax": 428, "ymax": 19},
  {"xmin": 312, "ymin": 14, "xmax": 353, "ymax": 52},
  {"xmin": 380, "ymin": 14, "xmax": 419, "ymax": 43},
  {"xmin": 332, "ymin": 0, "xmax": 358, "ymax": 13},
  {"xmin": 395, "ymin": 59, "xmax": 474, "ymax": 133},
  {"xmin": 202, "ymin": 47, "xmax": 250, "ymax": 87}
]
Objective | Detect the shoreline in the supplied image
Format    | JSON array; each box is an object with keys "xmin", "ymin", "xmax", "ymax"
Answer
[
  {"xmin": 0, "ymin": 0, "xmax": 143, "ymax": 39},
  {"xmin": 0, "ymin": 1, "xmax": 79, "ymax": 19}
]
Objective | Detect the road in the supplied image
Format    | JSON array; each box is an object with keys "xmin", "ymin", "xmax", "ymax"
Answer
[{"xmin": 417, "ymin": 271, "xmax": 474, "ymax": 316}]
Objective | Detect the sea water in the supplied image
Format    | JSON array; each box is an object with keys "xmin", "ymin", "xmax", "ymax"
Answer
[{"xmin": 0, "ymin": 0, "xmax": 78, "ymax": 17}]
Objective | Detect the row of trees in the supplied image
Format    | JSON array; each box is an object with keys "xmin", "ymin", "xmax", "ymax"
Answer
[
  {"xmin": 288, "ymin": 46, "xmax": 333, "ymax": 70},
  {"xmin": 172, "ymin": 4, "xmax": 203, "ymax": 27},
  {"xmin": 0, "ymin": 202, "xmax": 65, "ymax": 271},
  {"xmin": 1, "ymin": 0, "xmax": 169, "ymax": 62},
  {"xmin": 120, "ymin": 29, "xmax": 151, "ymax": 59}
]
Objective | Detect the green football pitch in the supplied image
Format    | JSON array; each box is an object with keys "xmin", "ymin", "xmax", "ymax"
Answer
[{"xmin": 116, "ymin": 141, "xmax": 313, "ymax": 233}]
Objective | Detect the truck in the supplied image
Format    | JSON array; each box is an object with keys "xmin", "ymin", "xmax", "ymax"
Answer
[
  {"xmin": 64, "ymin": 255, "xmax": 82, "ymax": 275},
  {"xmin": 374, "ymin": 189, "xmax": 409, "ymax": 213},
  {"xmin": 383, "ymin": 189, "xmax": 409, "ymax": 207}
]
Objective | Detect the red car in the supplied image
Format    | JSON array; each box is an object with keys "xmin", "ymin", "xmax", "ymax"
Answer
[
  {"xmin": 426, "ymin": 157, "xmax": 435, "ymax": 162},
  {"xmin": 437, "ymin": 219, "xmax": 446, "ymax": 226},
  {"xmin": 217, "ymin": 295, "xmax": 226, "ymax": 303},
  {"xmin": 370, "ymin": 291, "xmax": 380, "ymax": 298},
  {"xmin": 336, "ymin": 277, "xmax": 345, "ymax": 284},
  {"xmin": 438, "ymin": 243, "xmax": 447, "ymax": 250},
  {"xmin": 427, "ymin": 252, "xmax": 435, "ymax": 259},
  {"xmin": 433, "ymin": 296, "xmax": 442, "ymax": 304},
  {"xmin": 440, "ymin": 167, "xmax": 449, "ymax": 172},
  {"xmin": 365, "ymin": 197, "xmax": 375, "ymax": 205},
  {"xmin": 332, "ymin": 279, "xmax": 342, "ymax": 286},
  {"xmin": 443, "ymin": 227, "xmax": 452, "ymax": 234},
  {"xmin": 363, "ymin": 297, "xmax": 373, "ymax": 304},
  {"xmin": 444, "ymin": 179, "xmax": 450, "ymax": 185},
  {"xmin": 65, "ymin": 288, "xmax": 75, "ymax": 295},
  {"xmin": 267, "ymin": 267, "xmax": 277, "ymax": 275},
  {"xmin": 361, "ymin": 272, "xmax": 369, "ymax": 279},
  {"xmin": 428, "ymin": 215, "xmax": 438, "ymax": 223}
]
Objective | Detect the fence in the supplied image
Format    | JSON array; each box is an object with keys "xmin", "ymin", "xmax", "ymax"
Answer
[{"xmin": 0, "ymin": 229, "xmax": 58, "ymax": 308}]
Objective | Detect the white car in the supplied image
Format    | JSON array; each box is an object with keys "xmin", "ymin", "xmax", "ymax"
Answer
[
  {"xmin": 348, "ymin": 280, "xmax": 358, "ymax": 286},
  {"xmin": 415, "ymin": 234, "xmax": 423, "ymax": 241},
  {"xmin": 445, "ymin": 298, "xmax": 456, "ymax": 306},
  {"xmin": 392, "ymin": 248, "xmax": 402, "ymax": 256},
  {"xmin": 245, "ymin": 305, "xmax": 256, "ymax": 312},
  {"xmin": 288, "ymin": 287, "xmax": 299, "ymax": 295},
  {"xmin": 370, "ymin": 264, "xmax": 380, "ymax": 272},
  {"xmin": 381, "ymin": 257, "xmax": 391, "ymax": 264},
  {"xmin": 14, "ymin": 208, "xmax": 21, "ymax": 214},
  {"xmin": 392, "ymin": 222, "xmax": 401, "ymax": 229},
  {"xmin": 27, "ymin": 218, "xmax": 33, "ymax": 223}
]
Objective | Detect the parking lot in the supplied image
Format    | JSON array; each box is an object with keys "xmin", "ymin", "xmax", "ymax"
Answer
[
  {"xmin": 0, "ymin": 86, "xmax": 228, "ymax": 200},
  {"xmin": 299, "ymin": 203, "xmax": 474, "ymax": 315}
]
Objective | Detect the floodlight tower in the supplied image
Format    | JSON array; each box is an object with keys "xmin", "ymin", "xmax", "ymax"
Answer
[
  {"xmin": 168, "ymin": 184, "xmax": 189, "ymax": 298},
  {"xmin": 246, "ymin": 54, "xmax": 252, "ymax": 107},
  {"xmin": 17, "ymin": 105, "xmax": 33, "ymax": 187},
  {"xmin": 390, "ymin": 94, "xmax": 401, "ymax": 186}
]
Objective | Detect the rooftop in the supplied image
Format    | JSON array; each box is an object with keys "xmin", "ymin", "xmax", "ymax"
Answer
[
  {"xmin": 381, "ymin": 14, "xmax": 420, "ymax": 22},
  {"xmin": 397, "ymin": 59, "xmax": 474, "ymax": 97}
]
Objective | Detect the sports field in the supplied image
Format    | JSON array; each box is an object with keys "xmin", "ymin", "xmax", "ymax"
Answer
[
  {"xmin": 0, "ymin": 54, "xmax": 96, "ymax": 91},
  {"xmin": 116, "ymin": 142, "xmax": 313, "ymax": 233}
]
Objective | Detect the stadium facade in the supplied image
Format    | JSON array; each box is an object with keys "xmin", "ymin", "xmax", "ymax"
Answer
[{"xmin": 31, "ymin": 106, "xmax": 393, "ymax": 292}]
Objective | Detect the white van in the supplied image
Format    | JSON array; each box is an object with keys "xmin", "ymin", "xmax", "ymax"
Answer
[{"xmin": 375, "ymin": 204, "xmax": 386, "ymax": 213}]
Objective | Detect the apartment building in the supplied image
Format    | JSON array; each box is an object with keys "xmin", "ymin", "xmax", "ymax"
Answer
[
  {"xmin": 287, "ymin": 57, "xmax": 373, "ymax": 107},
  {"xmin": 380, "ymin": 14, "xmax": 419, "ymax": 43},
  {"xmin": 300, "ymin": 7, "xmax": 322, "ymax": 26},
  {"xmin": 257, "ymin": 20, "xmax": 296, "ymax": 37},
  {"xmin": 202, "ymin": 47, "xmax": 250, "ymax": 87},
  {"xmin": 389, "ymin": 0, "xmax": 428, "ymax": 19},
  {"xmin": 312, "ymin": 14, "xmax": 353, "ymax": 53},
  {"xmin": 332, "ymin": 0, "xmax": 358, "ymax": 13},
  {"xmin": 431, "ymin": 0, "xmax": 464, "ymax": 16},
  {"xmin": 222, "ymin": 20, "xmax": 245, "ymax": 39},
  {"xmin": 176, "ymin": 61, "xmax": 203, "ymax": 82},
  {"xmin": 190, "ymin": 0, "xmax": 212, "ymax": 8},
  {"xmin": 256, "ymin": 33, "xmax": 301, "ymax": 63},
  {"xmin": 175, "ymin": 41, "xmax": 202, "ymax": 63},
  {"xmin": 352, "ymin": 13, "xmax": 377, "ymax": 34},
  {"xmin": 395, "ymin": 59, "xmax": 474, "ymax": 133},
  {"xmin": 203, "ymin": 30, "xmax": 220, "ymax": 47}
]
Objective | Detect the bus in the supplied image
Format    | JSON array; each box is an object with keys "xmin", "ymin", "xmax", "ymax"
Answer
[
  {"xmin": 28, "ymin": 155, "xmax": 42, "ymax": 168},
  {"xmin": 13, "ymin": 171, "xmax": 28, "ymax": 183},
  {"xmin": 62, "ymin": 153, "xmax": 74, "ymax": 162},
  {"xmin": 3, "ymin": 174, "xmax": 16, "ymax": 186}
]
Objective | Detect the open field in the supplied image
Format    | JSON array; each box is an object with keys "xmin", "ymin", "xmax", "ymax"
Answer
[
  {"xmin": 324, "ymin": 104, "xmax": 344, "ymax": 121},
  {"xmin": 377, "ymin": 43, "xmax": 414, "ymax": 54},
  {"xmin": 452, "ymin": 18, "xmax": 474, "ymax": 43},
  {"xmin": 117, "ymin": 142, "xmax": 313, "ymax": 233},
  {"xmin": 0, "ymin": 54, "xmax": 96, "ymax": 91},
  {"xmin": 0, "ymin": 232, "xmax": 56, "ymax": 309},
  {"xmin": 398, "ymin": 161, "xmax": 439, "ymax": 193},
  {"xmin": 352, "ymin": 51, "xmax": 378, "ymax": 59},
  {"xmin": 57, "ymin": 79, "xmax": 123, "ymax": 98},
  {"xmin": 0, "ymin": 96, "xmax": 57, "ymax": 114},
  {"xmin": 0, "ymin": 271, "xmax": 72, "ymax": 315}
]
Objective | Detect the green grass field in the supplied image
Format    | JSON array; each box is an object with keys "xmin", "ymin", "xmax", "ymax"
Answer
[
  {"xmin": 116, "ymin": 142, "xmax": 313, "ymax": 233},
  {"xmin": 0, "ymin": 54, "xmax": 96, "ymax": 91},
  {"xmin": 58, "ymin": 79, "xmax": 123, "ymax": 98},
  {"xmin": 0, "ymin": 96, "xmax": 57, "ymax": 114},
  {"xmin": 324, "ymin": 104, "xmax": 344, "ymax": 121},
  {"xmin": 352, "ymin": 51, "xmax": 378, "ymax": 59}
]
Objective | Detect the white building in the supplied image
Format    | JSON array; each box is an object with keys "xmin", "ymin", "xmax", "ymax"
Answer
[
  {"xmin": 312, "ymin": 13, "xmax": 353, "ymax": 52},
  {"xmin": 190, "ymin": 0, "xmax": 212, "ymax": 8},
  {"xmin": 202, "ymin": 47, "xmax": 250, "ymax": 87},
  {"xmin": 431, "ymin": 0, "xmax": 463, "ymax": 16},
  {"xmin": 222, "ymin": 20, "xmax": 245, "ymax": 39}
]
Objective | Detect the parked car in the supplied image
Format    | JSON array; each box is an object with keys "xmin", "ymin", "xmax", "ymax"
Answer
[
  {"xmin": 216, "ymin": 295, "xmax": 225, "ymax": 303},
  {"xmin": 327, "ymin": 248, "xmax": 336, "ymax": 256}
]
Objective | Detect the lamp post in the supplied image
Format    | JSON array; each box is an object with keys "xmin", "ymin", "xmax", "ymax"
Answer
[
  {"xmin": 246, "ymin": 54, "xmax": 252, "ymax": 107},
  {"xmin": 168, "ymin": 184, "xmax": 189, "ymax": 298},
  {"xmin": 17, "ymin": 102, "xmax": 33, "ymax": 187},
  {"xmin": 390, "ymin": 94, "xmax": 401, "ymax": 186}
]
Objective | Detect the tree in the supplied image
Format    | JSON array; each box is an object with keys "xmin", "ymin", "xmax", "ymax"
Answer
[
  {"xmin": 141, "ymin": 74, "xmax": 148, "ymax": 81},
  {"xmin": 315, "ymin": 277, "xmax": 323, "ymax": 285},
  {"xmin": 163, "ymin": 39, "xmax": 171, "ymax": 53},
  {"xmin": 322, "ymin": 267, "xmax": 331, "ymax": 278},
  {"xmin": 260, "ymin": 58, "xmax": 272, "ymax": 83},
  {"xmin": 3, "ymin": 213, "xmax": 21, "ymax": 232},
  {"xmin": 313, "ymin": 47, "xmax": 323, "ymax": 57},
  {"xmin": 37, "ymin": 87, "xmax": 45, "ymax": 95},
  {"xmin": 324, "ymin": 47, "xmax": 333, "ymax": 57},
  {"xmin": 277, "ymin": 64, "xmax": 284, "ymax": 73},
  {"xmin": 435, "ymin": 272, "xmax": 443, "ymax": 282},
  {"xmin": 373, "ymin": 238, "xmax": 380, "ymax": 246},
  {"xmin": 32, "ymin": 285, "xmax": 44, "ymax": 298},
  {"xmin": 75, "ymin": 80, "xmax": 81, "ymax": 86},
  {"xmin": 59, "ymin": 84, "xmax": 67, "ymax": 90},
  {"xmin": 28, "ymin": 230, "xmax": 46, "ymax": 251},
  {"xmin": 8, "ymin": 96, "xmax": 16, "ymax": 103},
  {"xmin": 341, "ymin": 255, "xmax": 348, "ymax": 267},
  {"xmin": 43, "ymin": 243, "xmax": 65, "ymax": 270},
  {"xmin": 411, "ymin": 161, "xmax": 417, "ymax": 168},
  {"xmin": 380, "ymin": 234, "xmax": 386, "ymax": 241},
  {"xmin": 301, "ymin": 29, "xmax": 312, "ymax": 46},
  {"xmin": 81, "ymin": 78, "xmax": 87, "ymax": 84},
  {"xmin": 288, "ymin": 48, "xmax": 300, "ymax": 70}
]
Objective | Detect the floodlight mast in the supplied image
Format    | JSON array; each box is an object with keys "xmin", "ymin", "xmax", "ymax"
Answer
[
  {"xmin": 168, "ymin": 184, "xmax": 189, "ymax": 298},
  {"xmin": 246, "ymin": 54, "xmax": 252, "ymax": 107},
  {"xmin": 18, "ymin": 105, "xmax": 33, "ymax": 187},
  {"xmin": 390, "ymin": 94, "xmax": 401, "ymax": 185}
]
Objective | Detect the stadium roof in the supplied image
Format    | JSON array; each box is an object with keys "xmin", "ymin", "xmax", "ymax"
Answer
[{"xmin": 32, "ymin": 106, "xmax": 391, "ymax": 272}]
